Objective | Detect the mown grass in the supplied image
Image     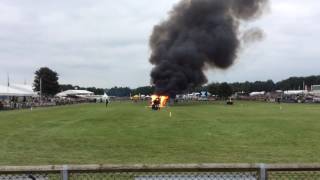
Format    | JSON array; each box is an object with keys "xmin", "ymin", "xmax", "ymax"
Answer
[{"xmin": 0, "ymin": 101, "xmax": 319, "ymax": 165}]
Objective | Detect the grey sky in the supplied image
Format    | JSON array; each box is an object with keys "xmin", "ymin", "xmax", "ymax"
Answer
[{"xmin": 0, "ymin": 0, "xmax": 319, "ymax": 88}]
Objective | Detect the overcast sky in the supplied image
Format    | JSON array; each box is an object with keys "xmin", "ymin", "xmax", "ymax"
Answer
[{"xmin": 0, "ymin": 0, "xmax": 319, "ymax": 88}]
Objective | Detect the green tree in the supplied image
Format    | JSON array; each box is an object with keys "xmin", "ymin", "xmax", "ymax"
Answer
[
  {"xmin": 218, "ymin": 83, "xmax": 233, "ymax": 99},
  {"xmin": 86, "ymin": 87, "xmax": 105, "ymax": 95},
  {"xmin": 132, "ymin": 86, "xmax": 155, "ymax": 95},
  {"xmin": 276, "ymin": 75, "xmax": 320, "ymax": 90},
  {"xmin": 207, "ymin": 83, "xmax": 220, "ymax": 95},
  {"xmin": 33, "ymin": 67, "xmax": 60, "ymax": 96},
  {"xmin": 107, "ymin": 87, "xmax": 132, "ymax": 97},
  {"xmin": 60, "ymin": 84, "xmax": 74, "ymax": 91},
  {"xmin": 265, "ymin": 80, "xmax": 275, "ymax": 92}
]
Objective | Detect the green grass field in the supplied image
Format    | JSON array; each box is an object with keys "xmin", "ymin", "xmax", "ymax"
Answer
[{"xmin": 0, "ymin": 101, "xmax": 320, "ymax": 165}]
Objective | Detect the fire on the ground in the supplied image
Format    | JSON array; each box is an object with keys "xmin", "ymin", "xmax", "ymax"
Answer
[{"xmin": 151, "ymin": 95, "xmax": 169, "ymax": 108}]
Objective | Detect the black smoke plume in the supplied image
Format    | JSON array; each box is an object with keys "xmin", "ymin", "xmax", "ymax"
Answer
[{"xmin": 149, "ymin": 0, "xmax": 269, "ymax": 96}]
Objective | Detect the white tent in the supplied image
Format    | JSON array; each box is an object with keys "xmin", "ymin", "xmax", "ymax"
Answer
[
  {"xmin": 250, "ymin": 91, "xmax": 266, "ymax": 97},
  {"xmin": 284, "ymin": 90, "xmax": 307, "ymax": 95},
  {"xmin": 102, "ymin": 93, "xmax": 110, "ymax": 100},
  {"xmin": 11, "ymin": 84, "xmax": 35, "ymax": 94},
  {"xmin": 56, "ymin": 90, "xmax": 94, "ymax": 97},
  {"xmin": 0, "ymin": 85, "xmax": 36, "ymax": 97}
]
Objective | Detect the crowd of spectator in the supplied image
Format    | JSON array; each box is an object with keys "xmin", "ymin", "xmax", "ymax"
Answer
[{"xmin": 0, "ymin": 96, "xmax": 98, "ymax": 111}]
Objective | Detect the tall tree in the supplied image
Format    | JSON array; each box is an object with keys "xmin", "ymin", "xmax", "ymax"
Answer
[
  {"xmin": 207, "ymin": 83, "xmax": 220, "ymax": 95},
  {"xmin": 60, "ymin": 84, "xmax": 74, "ymax": 91},
  {"xmin": 107, "ymin": 87, "xmax": 132, "ymax": 97},
  {"xmin": 218, "ymin": 83, "xmax": 233, "ymax": 99},
  {"xmin": 86, "ymin": 87, "xmax": 105, "ymax": 95},
  {"xmin": 276, "ymin": 76, "xmax": 320, "ymax": 90},
  {"xmin": 132, "ymin": 86, "xmax": 155, "ymax": 95},
  {"xmin": 33, "ymin": 67, "xmax": 60, "ymax": 96}
]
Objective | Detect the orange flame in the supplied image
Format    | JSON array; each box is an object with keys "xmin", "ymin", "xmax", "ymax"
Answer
[{"xmin": 151, "ymin": 95, "xmax": 169, "ymax": 108}]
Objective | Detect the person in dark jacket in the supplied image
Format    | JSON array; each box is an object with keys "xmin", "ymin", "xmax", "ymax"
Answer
[
  {"xmin": 105, "ymin": 99, "xmax": 109, "ymax": 108},
  {"xmin": 152, "ymin": 98, "xmax": 161, "ymax": 110}
]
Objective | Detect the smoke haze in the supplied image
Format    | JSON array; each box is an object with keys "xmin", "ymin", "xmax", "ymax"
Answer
[{"xmin": 149, "ymin": 0, "xmax": 269, "ymax": 95}]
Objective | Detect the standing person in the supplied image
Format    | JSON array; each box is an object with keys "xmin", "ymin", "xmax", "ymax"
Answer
[
  {"xmin": 0, "ymin": 101, "xmax": 3, "ymax": 110},
  {"xmin": 105, "ymin": 99, "xmax": 109, "ymax": 109},
  {"xmin": 152, "ymin": 98, "xmax": 161, "ymax": 111},
  {"xmin": 277, "ymin": 97, "xmax": 281, "ymax": 104}
]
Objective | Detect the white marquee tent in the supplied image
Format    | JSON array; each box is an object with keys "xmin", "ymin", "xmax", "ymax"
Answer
[
  {"xmin": 284, "ymin": 90, "xmax": 307, "ymax": 95},
  {"xmin": 249, "ymin": 91, "xmax": 266, "ymax": 97},
  {"xmin": 11, "ymin": 84, "xmax": 35, "ymax": 94},
  {"xmin": 56, "ymin": 90, "xmax": 94, "ymax": 97},
  {"xmin": 102, "ymin": 93, "xmax": 109, "ymax": 100},
  {"xmin": 0, "ymin": 84, "xmax": 36, "ymax": 97}
]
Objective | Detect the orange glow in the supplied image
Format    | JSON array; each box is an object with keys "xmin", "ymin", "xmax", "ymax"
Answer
[{"xmin": 151, "ymin": 95, "xmax": 169, "ymax": 108}]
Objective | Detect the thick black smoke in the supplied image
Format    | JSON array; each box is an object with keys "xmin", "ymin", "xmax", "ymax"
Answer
[{"xmin": 149, "ymin": 0, "xmax": 269, "ymax": 96}]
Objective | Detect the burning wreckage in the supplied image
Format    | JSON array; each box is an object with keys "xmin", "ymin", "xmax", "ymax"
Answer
[
  {"xmin": 151, "ymin": 95, "xmax": 169, "ymax": 110},
  {"xmin": 148, "ymin": 0, "xmax": 269, "ymax": 105}
]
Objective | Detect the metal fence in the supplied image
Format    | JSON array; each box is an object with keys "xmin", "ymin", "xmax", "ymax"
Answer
[{"xmin": 0, "ymin": 164, "xmax": 320, "ymax": 180}]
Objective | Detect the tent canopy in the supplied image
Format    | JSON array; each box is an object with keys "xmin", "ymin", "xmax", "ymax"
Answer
[
  {"xmin": 0, "ymin": 85, "xmax": 36, "ymax": 97},
  {"xmin": 284, "ymin": 90, "xmax": 307, "ymax": 95},
  {"xmin": 11, "ymin": 84, "xmax": 34, "ymax": 94},
  {"xmin": 102, "ymin": 93, "xmax": 109, "ymax": 99},
  {"xmin": 249, "ymin": 91, "xmax": 266, "ymax": 96},
  {"xmin": 56, "ymin": 90, "xmax": 94, "ymax": 97}
]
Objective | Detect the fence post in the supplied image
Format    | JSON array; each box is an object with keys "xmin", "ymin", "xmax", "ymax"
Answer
[
  {"xmin": 61, "ymin": 165, "xmax": 68, "ymax": 180},
  {"xmin": 259, "ymin": 163, "xmax": 266, "ymax": 180}
]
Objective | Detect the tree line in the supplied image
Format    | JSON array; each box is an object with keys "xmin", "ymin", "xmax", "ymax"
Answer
[
  {"xmin": 33, "ymin": 67, "xmax": 320, "ymax": 97},
  {"xmin": 32, "ymin": 67, "xmax": 154, "ymax": 97},
  {"xmin": 199, "ymin": 76, "xmax": 320, "ymax": 98},
  {"xmin": 106, "ymin": 76, "xmax": 320, "ymax": 98},
  {"xmin": 33, "ymin": 67, "xmax": 106, "ymax": 96}
]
